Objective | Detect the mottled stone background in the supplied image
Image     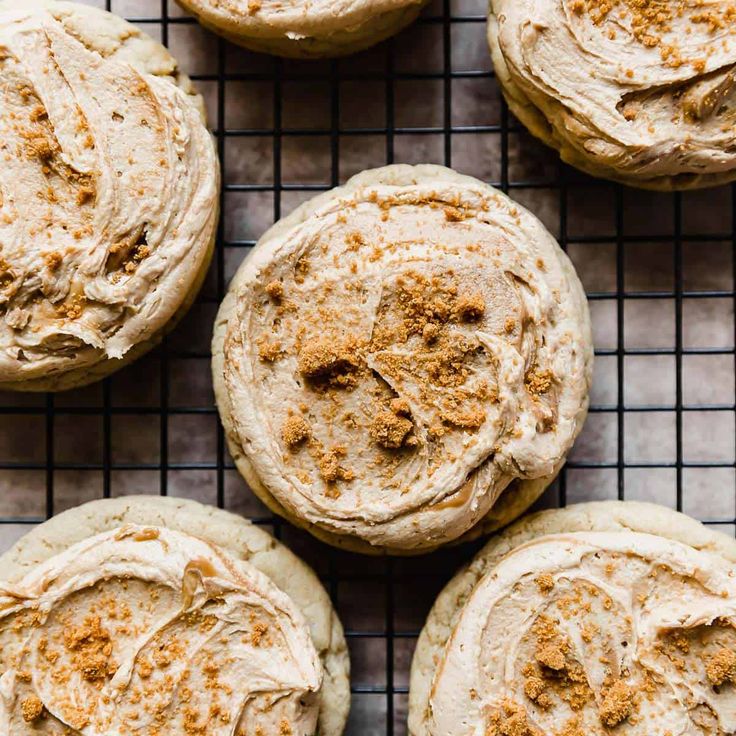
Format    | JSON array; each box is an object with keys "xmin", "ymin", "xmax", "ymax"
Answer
[{"xmin": 1, "ymin": 1, "xmax": 735, "ymax": 733}]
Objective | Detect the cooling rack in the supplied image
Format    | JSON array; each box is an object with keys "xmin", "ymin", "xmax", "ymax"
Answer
[{"xmin": 1, "ymin": 1, "xmax": 735, "ymax": 733}]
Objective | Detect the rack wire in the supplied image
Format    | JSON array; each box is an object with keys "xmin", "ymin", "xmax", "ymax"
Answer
[{"xmin": 1, "ymin": 0, "xmax": 736, "ymax": 733}]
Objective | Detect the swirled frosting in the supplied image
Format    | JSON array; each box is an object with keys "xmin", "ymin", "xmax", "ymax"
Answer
[
  {"xmin": 490, "ymin": 0, "xmax": 736, "ymax": 188},
  {"xmin": 428, "ymin": 531, "xmax": 736, "ymax": 735},
  {"xmin": 178, "ymin": 0, "xmax": 427, "ymax": 55},
  {"xmin": 0, "ymin": 525, "xmax": 322, "ymax": 735},
  {"xmin": 218, "ymin": 167, "xmax": 592, "ymax": 551},
  {"xmin": 0, "ymin": 1, "xmax": 219, "ymax": 386}
]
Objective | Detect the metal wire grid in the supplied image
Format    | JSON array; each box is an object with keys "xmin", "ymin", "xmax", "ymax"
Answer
[{"xmin": 1, "ymin": 0, "xmax": 736, "ymax": 733}]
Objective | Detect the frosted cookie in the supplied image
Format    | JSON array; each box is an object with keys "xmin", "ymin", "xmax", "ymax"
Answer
[
  {"xmin": 213, "ymin": 164, "xmax": 592, "ymax": 554},
  {"xmin": 176, "ymin": 0, "xmax": 429, "ymax": 58},
  {"xmin": 0, "ymin": 1, "xmax": 219, "ymax": 391},
  {"xmin": 488, "ymin": 0, "xmax": 736, "ymax": 190},
  {"xmin": 409, "ymin": 501, "xmax": 736, "ymax": 735},
  {"xmin": 0, "ymin": 495, "xmax": 350, "ymax": 735}
]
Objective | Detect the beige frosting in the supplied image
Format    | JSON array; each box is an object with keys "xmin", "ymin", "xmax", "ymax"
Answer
[
  {"xmin": 0, "ymin": 1, "xmax": 219, "ymax": 387},
  {"xmin": 217, "ymin": 165, "xmax": 592, "ymax": 552},
  {"xmin": 428, "ymin": 530, "xmax": 736, "ymax": 736},
  {"xmin": 0, "ymin": 525, "xmax": 322, "ymax": 735},
  {"xmin": 177, "ymin": 0, "xmax": 428, "ymax": 58},
  {"xmin": 489, "ymin": 0, "xmax": 736, "ymax": 189}
]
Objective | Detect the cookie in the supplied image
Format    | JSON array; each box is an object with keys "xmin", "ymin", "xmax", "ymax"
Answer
[
  {"xmin": 213, "ymin": 163, "xmax": 592, "ymax": 554},
  {"xmin": 177, "ymin": 0, "xmax": 429, "ymax": 58},
  {"xmin": 488, "ymin": 0, "xmax": 736, "ymax": 190},
  {"xmin": 0, "ymin": 495, "xmax": 350, "ymax": 735},
  {"xmin": 0, "ymin": 1, "xmax": 219, "ymax": 391},
  {"xmin": 409, "ymin": 500, "xmax": 736, "ymax": 734}
]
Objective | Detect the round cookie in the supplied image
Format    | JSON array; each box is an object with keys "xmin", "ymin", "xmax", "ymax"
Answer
[
  {"xmin": 409, "ymin": 500, "xmax": 736, "ymax": 735},
  {"xmin": 0, "ymin": 1, "xmax": 219, "ymax": 391},
  {"xmin": 213, "ymin": 163, "xmax": 593, "ymax": 555},
  {"xmin": 0, "ymin": 495, "xmax": 350, "ymax": 736},
  {"xmin": 176, "ymin": 0, "xmax": 429, "ymax": 59},
  {"xmin": 488, "ymin": 0, "xmax": 736, "ymax": 190}
]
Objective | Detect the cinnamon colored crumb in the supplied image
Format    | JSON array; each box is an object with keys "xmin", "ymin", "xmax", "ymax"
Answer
[
  {"xmin": 486, "ymin": 700, "xmax": 540, "ymax": 736},
  {"xmin": 318, "ymin": 446, "xmax": 354, "ymax": 484},
  {"xmin": 536, "ymin": 642, "xmax": 566, "ymax": 671},
  {"xmin": 455, "ymin": 291, "xmax": 485, "ymax": 321},
  {"xmin": 257, "ymin": 337, "xmax": 281, "ymax": 362},
  {"xmin": 370, "ymin": 410, "xmax": 413, "ymax": 449},
  {"xmin": 265, "ymin": 280, "xmax": 284, "ymax": 300},
  {"xmin": 706, "ymin": 648, "xmax": 736, "ymax": 686},
  {"xmin": 251, "ymin": 622, "xmax": 268, "ymax": 647},
  {"xmin": 282, "ymin": 415, "xmax": 310, "ymax": 448},
  {"xmin": 598, "ymin": 679, "xmax": 634, "ymax": 727},
  {"xmin": 297, "ymin": 336, "xmax": 361, "ymax": 389},
  {"xmin": 525, "ymin": 368, "xmax": 553, "ymax": 396},
  {"xmin": 21, "ymin": 695, "xmax": 44, "ymax": 723},
  {"xmin": 422, "ymin": 322, "xmax": 440, "ymax": 344},
  {"xmin": 44, "ymin": 251, "xmax": 62, "ymax": 271},
  {"xmin": 56, "ymin": 294, "xmax": 85, "ymax": 320},
  {"xmin": 524, "ymin": 675, "xmax": 552, "ymax": 709},
  {"xmin": 76, "ymin": 184, "xmax": 95, "ymax": 206},
  {"xmin": 390, "ymin": 398, "xmax": 411, "ymax": 416},
  {"xmin": 535, "ymin": 573, "xmax": 554, "ymax": 593},
  {"xmin": 25, "ymin": 135, "xmax": 53, "ymax": 160},
  {"xmin": 444, "ymin": 206, "xmax": 464, "ymax": 222}
]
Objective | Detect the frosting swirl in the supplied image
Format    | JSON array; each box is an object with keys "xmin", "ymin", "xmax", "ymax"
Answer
[
  {"xmin": 427, "ymin": 531, "xmax": 736, "ymax": 735},
  {"xmin": 0, "ymin": 525, "xmax": 322, "ymax": 735},
  {"xmin": 0, "ymin": 1, "xmax": 219, "ymax": 387},
  {"xmin": 489, "ymin": 0, "xmax": 736, "ymax": 189},
  {"xmin": 216, "ymin": 166, "xmax": 592, "ymax": 551},
  {"xmin": 177, "ymin": 0, "xmax": 428, "ymax": 57}
]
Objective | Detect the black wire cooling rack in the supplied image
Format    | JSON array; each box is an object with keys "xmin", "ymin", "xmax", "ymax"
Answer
[{"xmin": 1, "ymin": 1, "xmax": 736, "ymax": 733}]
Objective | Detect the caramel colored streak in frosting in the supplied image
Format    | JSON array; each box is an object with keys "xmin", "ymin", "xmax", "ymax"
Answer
[
  {"xmin": 491, "ymin": 0, "xmax": 736, "ymax": 186},
  {"xmin": 428, "ymin": 531, "xmax": 736, "ymax": 736},
  {"xmin": 0, "ymin": 2, "xmax": 218, "ymax": 384},
  {"xmin": 221, "ymin": 174, "xmax": 591, "ymax": 550},
  {"xmin": 0, "ymin": 525, "xmax": 322, "ymax": 735}
]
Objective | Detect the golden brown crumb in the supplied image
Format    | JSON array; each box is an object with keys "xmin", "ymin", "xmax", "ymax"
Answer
[
  {"xmin": 44, "ymin": 251, "xmax": 62, "ymax": 271},
  {"xmin": 556, "ymin": 717, "xmax": 585, "ymax": 736},
  {"xmin": 56, "ymin": 294, "xmax": 85, "ymax": 320},
  {"xmin": 25, "ymin": 135, "xmax": 53, "ymax": 161},
  {"xmin": 257, "ymin": 337, "xmax": 281, "ymax": 362},
  {"xmin": 136, "ymin": 658, "xmax": 153, "ymax": 679},
  {"xmin": 536, "ymin": 642, "xmax": 566, "ymax": 671},
  {"xmin": 525, "ymin": 368, "xmax": 553, "ymax": 396},
  {"xmin": 390, "ymin": 398, "xmax": 411, "ymax": 416},
  {"xmin": 251, "ymin": 622, "xmax": 268, "ymax": 647},
  {"xmin": 598, "ymin": 679, "xmax": 634, "ymax": 727},
  {"xmin": 265, "ymin": 280, "xmax": 284, "ymax": 300},
  {"xmin": 486, "ymin": 700, "xmax": 540, "ymax": 736},
  {"xmin": 455, "ymin": 291, "xmax": 485, "ymax": 321},
  {"xmin": 76, "ymin": 185, "xmax": 95, "ymax": 206},
  {"xmin": 370, "ymin": 410, "xmax": 413, "ymax": 449},
  {"xmin": 706, "ymin": 648, "xmax": 736, "ymax": 686},
  {"xmin": 297, "ymin": 336, "xmax": 361, "ymax": 389},
  {"xmin": 535, "ymin": 573, "xmax": 554, "ymax": 593},
  {"xmin": 282, "ymin": 415, "xmax": 310, "ymax": 448},
  {"xmin": 248, "ymin": 0, "xmax": 262, "ymax": 12},
  {"xmin": 21, "ymin": 695, "xmax": 43, "ymax": 723},
  {"xmin": 318, "ymin": 446, "xmax": 354, "ymax": 484},
  {"xmin": 64, "ymin": 615, "xmax": 114, "ymax": 682},
  {"xmin": 444, "ymin": 206, "xmax": 464, "ymax": 222},
  {"xmin": 524, "ymin": 675, "xmax": 552, "ymax": 709},
  {"xmin": 422, "ymin": 322, "xmax": 440, "ymax": 343}
]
